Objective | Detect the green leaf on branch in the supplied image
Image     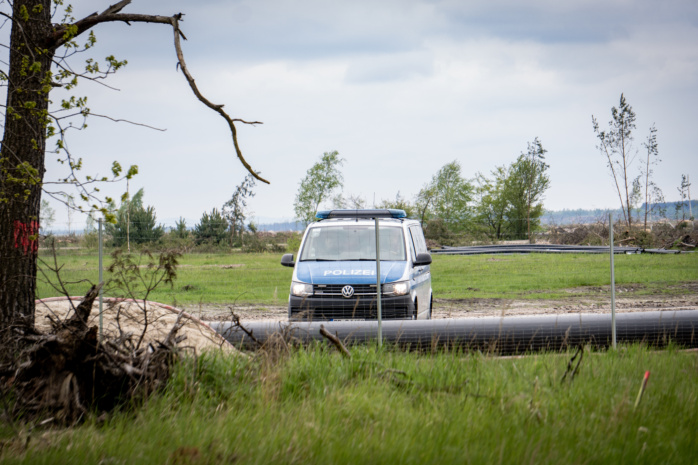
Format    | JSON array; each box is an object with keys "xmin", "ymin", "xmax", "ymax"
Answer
[
  {"xmin": 111, "ymin": 161, "xmax": 122, "ymax": 177},
  {"xmin": 126, "ymin": 165, "xmax": 138, "ymax": 179}
]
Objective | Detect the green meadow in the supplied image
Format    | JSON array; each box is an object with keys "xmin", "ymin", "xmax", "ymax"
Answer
[{"xmin": 36, "ymin": 250, "xmax": 698, "ymax": 306}]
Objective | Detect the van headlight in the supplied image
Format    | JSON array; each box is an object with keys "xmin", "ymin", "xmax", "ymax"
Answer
[
  {"xmin": 291, "ymin": 282, "xmax": 313, "ymax": 297},
  {"xmin": 383, "ymin": 281, "xmax": 409, "ymax": 296}
]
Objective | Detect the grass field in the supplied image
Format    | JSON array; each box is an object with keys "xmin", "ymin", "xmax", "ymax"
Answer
[
  {"xmin": 36, "ymin": 250, "xmax": 698, "ymax": 306},
  {"xmin": 13, "ymin": 250, "xmax": 698, "ymax": 463},
  {"xmin": 2, "ymin": 344, "xmax": 696, "ymax": 464}
]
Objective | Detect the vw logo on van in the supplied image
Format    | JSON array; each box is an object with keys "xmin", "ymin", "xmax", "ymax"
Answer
[{"xmin": 341, "ymin": 285, "xmax": 355, "ymax": 298}]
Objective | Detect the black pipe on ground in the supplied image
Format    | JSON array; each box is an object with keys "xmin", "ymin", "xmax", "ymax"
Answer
[
  {"xmin": 211, "ymin": 310, "xmax": 698, "ymax": 354},
  {"xmin": 430, "ymin": 244, "xmax": 680, "ymax": 255}
]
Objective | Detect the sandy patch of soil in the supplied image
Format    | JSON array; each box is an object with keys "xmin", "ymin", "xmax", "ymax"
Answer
[
  {"xmin": 435, "ymin": 295, "xmax": 698, "ymax": 318},
  {"xmin": 35, "ymin": 297, "xmax": 236, "ymax": 353}
]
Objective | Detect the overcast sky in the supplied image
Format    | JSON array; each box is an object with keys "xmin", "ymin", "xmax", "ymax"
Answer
[{"xmin": 21, "ymin": 0, "xmax": 698, "ymax": 226}]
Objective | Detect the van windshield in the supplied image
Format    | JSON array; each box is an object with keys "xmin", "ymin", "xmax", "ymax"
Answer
[{"xmin": 300, "ymin": 225, "xmax": 406, "ymax": 261}]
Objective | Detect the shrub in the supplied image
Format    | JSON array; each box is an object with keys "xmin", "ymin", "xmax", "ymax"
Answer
[
  {"xmin": 285, "ymin": 232, "xmax": 302, "ymax": 253},
  {"xmin": 194, "ymin": 208, "xmax": 228, "ymax": 245}
]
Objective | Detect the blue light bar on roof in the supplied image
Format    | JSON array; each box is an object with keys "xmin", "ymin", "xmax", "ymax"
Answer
[{"xmin": 315, "ymin": 209, "xmax": 407, "ymax": 220}]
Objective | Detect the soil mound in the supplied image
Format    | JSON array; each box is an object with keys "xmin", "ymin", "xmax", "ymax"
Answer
[{"xmin": 35, "ymin": 297, "xmax": 235, "ymax": 354}]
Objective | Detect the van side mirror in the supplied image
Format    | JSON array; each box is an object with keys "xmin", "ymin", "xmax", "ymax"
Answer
[
  {"xmin": 281, "ymin": 254, "xmax": 295, "ymax": 267},
  {"xmin": 414, "ymin": 252, "xmax": 432, "ymax": 266}
]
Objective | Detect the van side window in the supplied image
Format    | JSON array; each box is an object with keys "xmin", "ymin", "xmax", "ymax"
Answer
[
  {"xmin": 408, "ymin": 228, "xmax": 418, "ymax": 260},
  {"xmin": 409, "ymin": 225, "xmax": 428, "ymax": 254}
]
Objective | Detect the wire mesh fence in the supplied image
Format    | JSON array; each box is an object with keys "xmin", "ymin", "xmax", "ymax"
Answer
[
  {"xmin": 34, "ymin": 217, "xmax": 698, "ymax": 351},
  {"xmin": 213, "ymin": 310, "xmax": 698, "ymax": 354}
]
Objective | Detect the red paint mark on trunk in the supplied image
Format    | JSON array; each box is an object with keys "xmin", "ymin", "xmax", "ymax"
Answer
[{"xmin": 13, "ymin": 220, "xmax": 39, "ymax": 254}]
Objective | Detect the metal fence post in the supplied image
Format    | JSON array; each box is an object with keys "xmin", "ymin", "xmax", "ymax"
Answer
[
  {"xmin": 374, "ymin": 217, "xmax": 382, "ymax": 347},
  {"xmin": 98, "ymin": 218, "xmax": 104, "ymax": 342},
  {"xmin": 609, "ymin": 213, "xmax": 616, "ymax": 349}
]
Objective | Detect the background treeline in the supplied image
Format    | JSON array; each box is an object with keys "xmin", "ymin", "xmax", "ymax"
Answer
[
  {"xmin": 39, "ymin": 164, "xmax": 696, "ymax": 254},
  {"xmin": 291, "ymin": 141, "xmax": 554, "ymax": 246},
  {"xmin": 39, "ymin": 105, "xmax": 695, "ymax": 252},
  {"xmin": 258, "ymin": 200, "xmax": 698, "ymax": 232},
  {"xmin": 544, "ymin": 201, "xmax": 698, "ymax": 225},
  {"xmin": 40, "ymin": 173, "xmax": 297, "ymax": 254}
]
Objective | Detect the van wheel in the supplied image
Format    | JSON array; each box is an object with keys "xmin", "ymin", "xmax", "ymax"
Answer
[
  {"xmin": 412, "ymin": 299, "xmax": 418, "ymax": 320},
  {"xmin": 426, "ymin": 296, "xmax": 433, "ymax": 320}
]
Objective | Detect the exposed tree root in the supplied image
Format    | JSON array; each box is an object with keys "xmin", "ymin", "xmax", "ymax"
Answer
[{"xmin": 1, "ymin": 284, "xmax": 184, "ymax": 426}]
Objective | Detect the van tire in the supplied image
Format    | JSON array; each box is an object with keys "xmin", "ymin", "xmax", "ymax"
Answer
[{"xmin": 426, "ymin": 295, "xmax": 433, "ymax": 320}]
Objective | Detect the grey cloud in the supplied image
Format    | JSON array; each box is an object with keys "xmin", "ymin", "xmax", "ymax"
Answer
[
  {"xmin": 149, "ymin": 0, "xmax": 441, "ymax": 62},
  {"xmin": 344, "ymin": 53, "xmax": 435, "ymax": 83},
  {"xmin": 70, "ymin": 0, "xmax": 698, "ymax": 70},
  {"xmin": 435, "ymin": 0, "xmax": 698, "ymax": 44}
]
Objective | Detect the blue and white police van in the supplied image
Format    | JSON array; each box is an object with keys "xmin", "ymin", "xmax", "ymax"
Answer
[{"xmin": 280, "ymin": 209, "xmax": 432, "ymax": 321}]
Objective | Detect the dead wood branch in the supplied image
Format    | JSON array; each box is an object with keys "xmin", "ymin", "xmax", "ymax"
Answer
[
  {"xmin": 163, "ymin": 311, "xmax": 186, "ymax": 349},
  {"xmin": 168, "ymin": 18, "xmax": 268, "ymax": 184},
  {"xmin": 227, "ymin": 310, "xmax": 261, "ymax": 347},
  {"xmin": 320, "ymin": 325, "xmax": 351, "ymax": 358},
  {"xmin": 47, "ymin": 4, "xmax": 268, "ymax": 184},
  {"xmin": 561, "ymin": 344, "xmax": 584, "ymax": 383},
  {"xmin": 68, "ymin": 282, "xmax": 103, "ymax": 327}
]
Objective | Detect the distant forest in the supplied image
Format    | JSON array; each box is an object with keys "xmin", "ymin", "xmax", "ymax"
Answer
[
  {"xmin": 258, "ymin": 201, "xmax": 698, "ymax": 231},
  {"xmin": 258, "ymin": 220, "xmax": 306, "ymax": 232},
  {"xmin": 542, "ymin": 200, "xmax": 698, "ymax": 225}
]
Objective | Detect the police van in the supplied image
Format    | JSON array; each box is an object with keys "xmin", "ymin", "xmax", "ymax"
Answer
[{"xmin": 280, "ymin": 209, "xmax": 432, "ymax": 321}]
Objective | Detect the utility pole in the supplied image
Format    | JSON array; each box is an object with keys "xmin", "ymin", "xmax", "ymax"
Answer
[
  {"xmin": 688, "ymin": 175, "xmax": 693, "ymax": 219},
  {"xmin": 610, "ymin": 212, "xmax": 616, "ymax": 350},
  {"xmin": 126, "ymin": 178, "xmax": 131, "ymax": 253},
  {"xmin": 374, "ymin": 217, "xmax": 382, "ymax": 347}
]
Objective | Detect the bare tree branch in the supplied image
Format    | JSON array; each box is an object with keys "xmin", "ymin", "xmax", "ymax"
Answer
[
  {"xmin": 169, "ymin": 18, "xmax": 269, "ymax": 184},
  {"xmin": 101, "ymin": 0, "xmax": 133, "ymax": 16},
  {"xmin": 47, "ymin": 6, "xmax": 269, "ymax": 184},
  {"xmin": 62, "ymin": 112, "xmax": 166, "ymax": 131}
]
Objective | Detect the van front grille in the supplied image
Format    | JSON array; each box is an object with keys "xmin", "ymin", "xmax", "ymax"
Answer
[{"xmin": 312, "ymin": 284, "xmax": 377, "ymax": 296}]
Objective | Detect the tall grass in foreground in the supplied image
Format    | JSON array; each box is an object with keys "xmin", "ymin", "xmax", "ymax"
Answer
[{"xmin": 3, "ymin": 345, "xmax": 696, "ymax": 464}]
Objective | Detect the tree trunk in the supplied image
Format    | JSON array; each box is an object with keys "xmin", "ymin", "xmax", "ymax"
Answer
[
  {"xmin": 0, "ymin": 0, "xmax": 54, "ymax": 330},
  {"xmin": 621, "ymin": 131, "xmax": 632, "ymax": 231},
  {"xmin": 0, "ymin": 1, "xmax": 264, "ymax": 338}
]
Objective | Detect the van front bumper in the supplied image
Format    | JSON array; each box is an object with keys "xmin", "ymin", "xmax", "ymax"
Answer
[{"xmin": 288, "ymin": 294, "xmax": 414, "ymax": 321}]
